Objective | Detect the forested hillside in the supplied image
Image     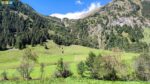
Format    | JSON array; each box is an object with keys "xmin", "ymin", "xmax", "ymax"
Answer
[
  {"xmin": 0, "ymin": 0, "xmax": 150, "ymax": 52},
  {"xmin": 0, "ymin": 1, "xmax": 72, "ymax": 50},
  {"xmin": 63, "ymin": 0, "xmax": 150, "ymax": 52}
]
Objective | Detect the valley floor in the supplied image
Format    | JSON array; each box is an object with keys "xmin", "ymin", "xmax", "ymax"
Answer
[{"xmin": 0, "ymin": 40, "xmax": 143, "ymax": 83}]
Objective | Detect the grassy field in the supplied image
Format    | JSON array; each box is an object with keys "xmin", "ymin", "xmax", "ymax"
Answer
[
  {"xmin": 0, "ymin": 78, "xmax": 150, "ymax": 84},
  {"xmin": 0, "ymin": 40, "xmax": 147, "ymax": 84}
]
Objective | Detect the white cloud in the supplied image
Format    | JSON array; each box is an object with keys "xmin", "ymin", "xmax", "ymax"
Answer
[
  {"xmin": 76, "ymin": 0, "xmax": 83, "ymax": 5},
  {"xmin": 50, "ymin": 2, "xmax": 101, "ymax": 19},
  {"xmin": 88, "ymin": 2, "xmax": 101, "ymax": 11}
]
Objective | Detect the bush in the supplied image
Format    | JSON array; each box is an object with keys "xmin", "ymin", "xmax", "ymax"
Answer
[
  {"xmin": 40, "ymin": 63, "xmax": 45, "ymax": 79},
  {"xmin": 54, "ymin": 58, "xmax": 72, "ymax": 78},
  {"xmin": 134, "ymin": 53, "xmax": 150, "ymax": 81},
  {"xmin": 93, "ymin": 55, "xmax": 127, "ymax": 80},
  {"xmin": 83, "ymin": 51, "xmax": 127, "ymax": 80},
  {"xmin": 77, "ymin": 61, "xmax": 85, "ymax": 77},
  {"xmin": 85, "ymin": 52, "xmax": 96, "ymax": 78},
  {"xmin": 1, "ymin": 71, "xmax": 8, "ymax": 80},
  {"xmin": 17, "ymin": 48, "xmax": 38, "ymax": 80}
]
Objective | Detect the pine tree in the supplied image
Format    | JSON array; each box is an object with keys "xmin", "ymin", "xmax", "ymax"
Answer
[{"xmin": 77, "ymin": 61, "xmax": 85, "ymax": 77}]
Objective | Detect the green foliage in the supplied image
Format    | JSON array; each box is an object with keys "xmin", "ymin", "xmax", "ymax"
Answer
[
  {"xmin": 40, "ymin": 63, "xmax": 45, "ymax": 79},
  {"xmin": 77, "ymin": 61, "xmax": 85, "ymax": 77},
  {"xmin": 54, "ymin": 58, "xmax": 72, "ymax": 78},
  {"xmin": 0, "ymin": 4, "xmax": 49, "ymax": 50},
  {"xmin": 93, "ymin": 55, "xmax": 127, "ymax": 80},
  {"xmin": 81, "ymin": 52, "xmax": 129, "ymax": 80},
  {"xmin": 85, "ymin": 52, "xmax": 96, "ymax": 78},
  {"xmin": 85, "ymin": 52, "xmax": 96, "ymax": 68},
  {"xmin": 1, "ymin": 71, "xmax": 8, "ymax": 80},
  {"xmin": 17, "ymin": 48, "xmax": 38, "ymax": 80},
  {"xmin": 134, "ymin": 53, "xmax": 150, "ymax": 81},
  {"xmin": 0, "ymin": 1, "xmax": 74, "ymax": 50},
  {"xmin": 106, "ymin": 25, "xmax": 148, "ymax": 52}
]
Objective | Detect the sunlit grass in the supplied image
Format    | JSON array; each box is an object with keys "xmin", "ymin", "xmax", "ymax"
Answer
[{"xmin": 0, "ymin": 40, "xmax": 140, "ymax": 83}]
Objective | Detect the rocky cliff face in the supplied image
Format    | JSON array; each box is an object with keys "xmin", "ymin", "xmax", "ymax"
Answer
[
  {"xmin": 64, "ymin": 0, "xmax": 150, "ymax": 52},
  {"xmin": 97, "ymin": 0, "xmax": 150, "ymax": 27}
]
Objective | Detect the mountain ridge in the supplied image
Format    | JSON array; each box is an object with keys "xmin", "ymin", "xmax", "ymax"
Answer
[
  {"xmin": 0, "ymin": 0, "xmax": 150, "ymax": 52},
  {"xmin": 63, "ymin": 0, "xmax": 150, "ymax": 52}
]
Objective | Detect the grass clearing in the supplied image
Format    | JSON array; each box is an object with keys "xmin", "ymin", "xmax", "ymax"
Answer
[{"xmin": 0, "ymin": 40, "xmax": 141, "ymax": 83}]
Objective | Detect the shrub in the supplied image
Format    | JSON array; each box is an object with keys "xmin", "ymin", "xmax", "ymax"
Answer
[
  {"xmin": 54, "ymin": 58, "xmax": 72, "ymax": 78},
  {"xmin": 77, "ymin": 61, "xmax": 85, "ymax": 77},
  {"xmin": 17, "ymin": 48, "xmax": 38, "ymax": 80},
  {"xmin": 93, "ymin": 55, "xmax": 127, "ymax": 80},
  {"xmin": 40, "ymin": 63, "xmax": 45, "ymax": 79},
  {"xmin": 85, "ymin": 52, "xmax": 96, "ymax": 78},
  {"xmin": 134, "ymin": 53, "xmax": 150, "ymax": 81},
  {"xmin": 1, "ymin": 71, "xmax": 8, "ymax": 80},
  {"xmin": 44, "ymin": 44, "xmax": 49, "ymax": 50}
]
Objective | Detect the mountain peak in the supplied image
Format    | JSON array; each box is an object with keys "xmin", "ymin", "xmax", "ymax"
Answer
[{"xmin": 105, "ymin": 0, "xmax": 143, "ymax": 16}]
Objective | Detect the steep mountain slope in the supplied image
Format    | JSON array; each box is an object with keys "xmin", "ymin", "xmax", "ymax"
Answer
[
  {"xmin": 142, "ymin": 0, "xmax": 150, "ymax": 19},
  {"xmin": 0, "ymin": 0, "xmax": 149, "ymax": 52},
  {"xmin": 64, "ymin": 0, "xmax": 150, "ymax": 52},
  {"xmin": 0, "ymin": 1, "xmax": 72, "ymax": 50}
]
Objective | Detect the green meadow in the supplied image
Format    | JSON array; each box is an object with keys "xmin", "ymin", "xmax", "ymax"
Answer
[
  {"xmin": 0, "ymin": 40, "xmax": 149, "ymax": 84},
  {"xmin": 0, "ymin": 78, "xmax": 150, "ymax": 84}
]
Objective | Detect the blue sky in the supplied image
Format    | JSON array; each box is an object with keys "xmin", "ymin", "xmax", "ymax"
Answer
[{"xmin": 21, "ymin": 0, "xmax": 112, "ymax": 19}]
